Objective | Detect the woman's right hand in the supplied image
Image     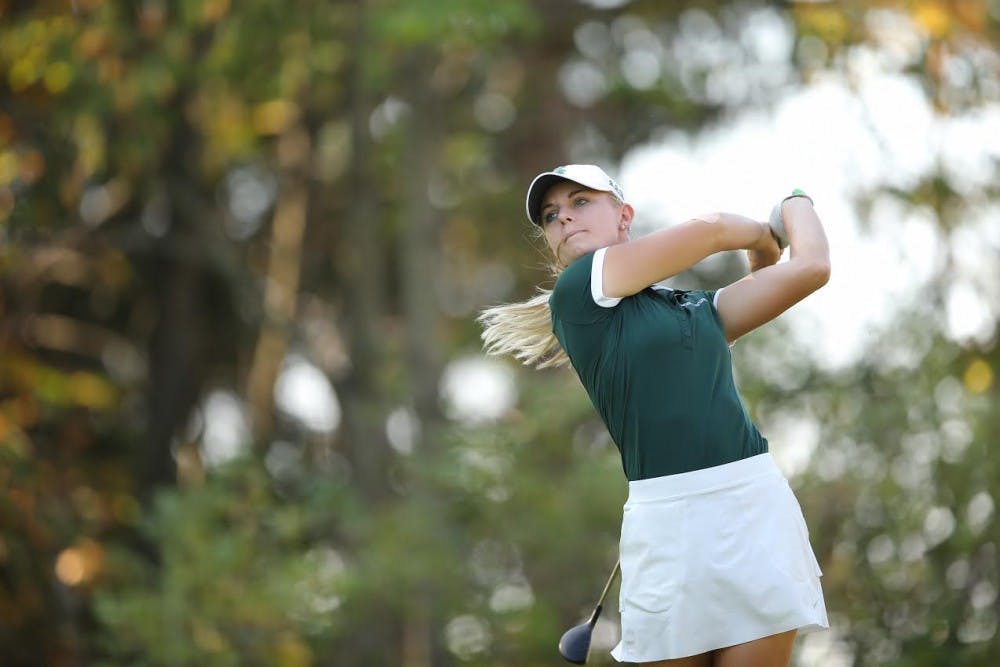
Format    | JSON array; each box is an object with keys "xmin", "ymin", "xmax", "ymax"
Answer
[
  {"xmin": 747, "ymin": 222, "xmax": 782, "ymax": 272},
  {"xmin": 715, "ymin": 197, "xmax": 830, "ymax": 343}
]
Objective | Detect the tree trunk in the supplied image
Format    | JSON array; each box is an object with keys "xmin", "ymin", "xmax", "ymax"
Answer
[
  {"xmin": 398, "ymin": 48, "xmax": 450, "ymax": 667},
  {"xmin": 334, "ymin": 0, "xmax": 394, "ymax": 508},
  {"xmin": 400, "ymin": 52, "xmax": 445, "ymax": 432},
  {"xmin": 143, "ymin": 121, "xmax": 208, "ymax": 500},
  {"xmin": 245, "ymin": 125, "xmax": 312, "ymax": 445}
]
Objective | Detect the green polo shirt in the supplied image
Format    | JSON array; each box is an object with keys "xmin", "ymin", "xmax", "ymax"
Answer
[{"xmin": 550, "ymin": 248, "xmax": 767, "ymax": 481}]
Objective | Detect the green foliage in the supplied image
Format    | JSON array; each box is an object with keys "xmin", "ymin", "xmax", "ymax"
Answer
[
  {"xmin": 95, "ymin": 457, "xmax": 352, "ymax": 666},
  {"xmin": 372, "ymin": 0, "xmax": 536, "ymax": 46},
  {"xmin": 795, "ymin": 315, "xmax": 1000, "ymax": 666},
  {"xmin": 83, "ymin": 373, "xmax": 625, "ymax": 666}
]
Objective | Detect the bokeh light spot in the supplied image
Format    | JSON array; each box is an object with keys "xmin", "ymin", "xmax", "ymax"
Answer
[
  {"xmin": 55, "ymin": 549, "xmax": 85, "ymax": 586},
  {"xmin": 913, "ymin": 1, "xmax": 951, "ymax": 38},
  {"xmin": 43, "ymin": 61, "xmax": 73, "ymax": 94},
  {"xmin": 0, "ymin": 151, "xmax": 17, "ymax": 185},
  {"xmin": 963, "ymin": 359, "xmax": 993, "ymax": 394},
  {"xmin": 254, "ymin": 99, "xmax": 299, "ymax": 136},
  {"xmin": 54, "ymin": 539, "xmax": 104, "ymax": 586}
]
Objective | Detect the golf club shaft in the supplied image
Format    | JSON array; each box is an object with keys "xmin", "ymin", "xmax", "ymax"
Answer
[{"xmin": 596, "ymin": 560, "xmax": 621, "ymax": 608}]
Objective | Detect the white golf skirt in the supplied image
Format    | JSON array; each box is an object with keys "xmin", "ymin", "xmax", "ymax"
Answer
[{"xmin": 611, "ymin": 453, "xmax": 828, "ymax": 663}]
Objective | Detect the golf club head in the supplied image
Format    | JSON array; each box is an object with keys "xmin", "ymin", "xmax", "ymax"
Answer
[
  {"xmin": 559, "ymin": 603, "xmax": 603, "ymax": 664},
  {"xmin": 559, "ymin": 562, "xmax": 619, "ymax": 664},
  {"xmin": 558, "ymin": 621, "xmax": 593, "ymax": 665}
]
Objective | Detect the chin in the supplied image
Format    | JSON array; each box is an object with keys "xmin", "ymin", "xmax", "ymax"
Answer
[
  {"xmin": 563, "ymin": 246, "xmax": 594, "ymax": 265},
  {"xmin": 558, "ymin": 234, "xmax": 608, "ymax": 264}
]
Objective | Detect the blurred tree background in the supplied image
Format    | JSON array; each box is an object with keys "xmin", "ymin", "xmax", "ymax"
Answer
[{"xmin": 0, "ymin": 0, "xmax": 997, "ymax": 665}]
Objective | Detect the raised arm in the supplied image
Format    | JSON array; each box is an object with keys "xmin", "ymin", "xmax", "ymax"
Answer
[
  {"xmin": 715, "ymin": 196, "xmax": 831, "ymax": 342},
  {"xmin": 602, "ymin": 212, "xmax": 774, "ymax": 298}
]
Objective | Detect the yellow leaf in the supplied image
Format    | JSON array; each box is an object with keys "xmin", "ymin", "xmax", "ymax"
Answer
[
  {"xmin": 43, "ymin": 61, "xmax": 73, "ymax": 94},
  {"xmin": 913, "ymin": 1, "xmax": 951, "ymax": 38},
  {"xmin": 202, "ymin": 0, "xmax": 231, "ymax": 24},
  {"xmin": 68, "ymin": 372, "xmax": 118, "ymax": 409},
  {"xmin": 795, "ymin": 5, "xmax": 851, "ymax": 44},
  {"xmin": 254, "ymin": 99, "xmax": 300, "ymax": 136},
  {"xmin": 8, "ymin": 58, "xmax": 39, "ymax": 92},
  {"xmin": 274, "ymin": 633, "xmax": 313, "ymax": 667},
  {"xmin": 0, "ymin": 151, "xmax": 16, "ymax": 185},
  {"xmin": 963, "ymin": 359, "xmax": 993, "ymax": 394}
]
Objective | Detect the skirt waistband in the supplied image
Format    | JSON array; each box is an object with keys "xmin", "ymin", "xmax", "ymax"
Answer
[{"xmin": 627, "ymin": 453, "xmax": 781, "ymax": 503}]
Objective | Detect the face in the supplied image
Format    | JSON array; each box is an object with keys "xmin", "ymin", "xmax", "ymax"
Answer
[{"xmin": 539, "ymin": 180, "xmax": 633, "ymax": 266}]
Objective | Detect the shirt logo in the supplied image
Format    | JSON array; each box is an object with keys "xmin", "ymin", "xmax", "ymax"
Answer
[{"xmin": 680, "ymin": 297, "xmax": 709, "ymax": 309}]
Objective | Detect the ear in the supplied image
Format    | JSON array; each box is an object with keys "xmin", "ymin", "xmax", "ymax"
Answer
[
  {"xmin": 619, "ymin": 203, "xmax": 635, "ymax": 232},
  {"xmin": 620, "ymin": 203, "xmax": 634, "ymax": 224}
]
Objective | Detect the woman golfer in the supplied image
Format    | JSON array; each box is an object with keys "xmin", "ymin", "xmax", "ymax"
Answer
[{"xmin": 480, "ymin": 164, "xmax": 830, "ymax": 666}]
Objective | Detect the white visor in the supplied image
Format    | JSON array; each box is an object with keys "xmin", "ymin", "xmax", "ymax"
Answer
[{"xmin": 525, "ymin": 164, "xmax": 625, "ymax": 224}]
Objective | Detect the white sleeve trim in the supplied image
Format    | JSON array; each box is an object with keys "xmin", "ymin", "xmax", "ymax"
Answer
[{"xmin": 591, "ymin": 247, "xmax": 622, "ymax": 308}]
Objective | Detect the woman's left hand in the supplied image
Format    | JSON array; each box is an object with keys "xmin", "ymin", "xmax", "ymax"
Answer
[{"xmin": 747, "ymin": 222, "xmax": 782, "ymax": 272}]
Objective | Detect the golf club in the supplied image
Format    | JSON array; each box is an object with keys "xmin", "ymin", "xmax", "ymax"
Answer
[{"xmin": 558, "ymin": 560, "xmax": 621, "ymax": 664}]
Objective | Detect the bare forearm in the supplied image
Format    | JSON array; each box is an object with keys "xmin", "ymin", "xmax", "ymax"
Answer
[
  {"xmin": 783, "ymin": 198, "xmax": 830, "ymax": 270},
  {"xmin": 692, "ymin": 212, "xmax": 769, "ymax": 252},
  {"xmin": 604, "ymin": 211, "xmax": 772, "ymax": 298},
  {"xmin": 714, "ymin": 199, "xmax": 830, "ymax": 341},
  {"xmin": 604, "ymin": 212, "xmax": 763, "ymax": 297}
]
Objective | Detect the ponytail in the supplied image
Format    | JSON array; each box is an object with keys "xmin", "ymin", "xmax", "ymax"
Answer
[{"xmin": 478, "ymin": 271, "xmax": 570, "ymax": 369}]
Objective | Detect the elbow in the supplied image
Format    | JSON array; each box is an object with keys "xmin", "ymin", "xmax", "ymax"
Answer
[{"xmin": 800, "ymin": 259, "xmax": 831, "ymax": 290}]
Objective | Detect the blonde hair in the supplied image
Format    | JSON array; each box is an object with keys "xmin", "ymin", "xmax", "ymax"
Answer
[
  {"xmin": 479, "ymin": 188, "xmax": 625, "ymax": 369},
  {"xmin": 478, "ymin": 274, "xmax": 569, "ymax": 369}
]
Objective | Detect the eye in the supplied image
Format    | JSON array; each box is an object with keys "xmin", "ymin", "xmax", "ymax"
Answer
[
  {"xmin": 573, "ymin": 197, "xmax": 589, "ymax": 207},
  {"xmin": 542, "ymin": 210, "xmax": 558, "ymax": 224}
]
